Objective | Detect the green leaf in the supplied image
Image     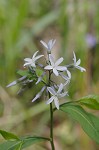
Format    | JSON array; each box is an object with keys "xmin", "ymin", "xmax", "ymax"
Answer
[
  {"xmin": 36, "ymin": 69, "xmax": 43, "ymax": 77},
  {"xmin": 0, "ymin": 136, "xmax": 49, "ymax": 150},
  {"xmin": 77, "ymin": 95, "xmax": 99, "ymax": 110},
  {"xmin": 60, "ymin": 103, "xmax": 99, "ymax": 143},
  {"xmin": 21, "ymin": 136, "xmax": 49, "ymax": 149},
  {"xmin": 8, "ymin": 141, "xmax": 23, "ymax": 150},
  {"xmin": 0, "ymin": 141, "xmax": 22, "ymax": 150},
  {"xmin": 17, "ymin": 70, "xmax": 29, "ymax": 77},
  {"xmin": 0, "ymin": 141, "xmax": 17, "ymax": 150},
  {"xmin": 0, "ymin": 130, "xmax": 19, "ymax": 140}
]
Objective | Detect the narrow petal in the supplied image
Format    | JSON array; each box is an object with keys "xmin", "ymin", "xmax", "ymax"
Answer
[
  {"xmin": 24, "ymin": 58, "xmax": 32, "ymax": 62},
  {"xmin": 36, "ymin": 72, "xmax": 46, "ymax": 84},
  {"xmin": 40, "ymin": 40, "xmax": 48, "ymax": 49},
  {"xmin": 75, "ymin": 59, "xmax": 81, "ymax": 66},
  {"xmin": 32, "ymin": 86, "xmax": 46, "ymax": 102},
  {"xmin": 46, "ymin": 96, "xmax": 54, "ymax": 104},
  {"xmin": 59, "ymin": 72, "xmax": 68, "ymax": 80},
  {"xmin": 73, "ymin": 51, "xmax": 76, "ymax": 63},
  {"xmin": 47, "ymin": 87, "xmax": 56, "ymax": 95},
  {"xmin": 48, "ymin": 40, "xmax": 53, "ymax": 50},
  {"xmin": 56, "ymin": 66, "xmax": 67, "ymax": 71},
  {"xmin": 18, "ymin": 76, "xmax": 27, "ymax": 81},
  {"xmin": 44, "ymin": 65, "xmax": 53, "ymax": 70},
  {"xmin": 59, "ymin": 91, "xmax": 68, "ymax": 98},
  {"xmin": 54, "ymin": 97, "xmax": 59, "ymax": 109},
  {"xmin": 51, "ymin": 39, "xmax": 56, "ymax": 49},
  {"xmin": 40, "ymin": 86, "xmax": 46, "ymax": 93},
  {"xmin": 32, "ymin": 94, "xmax": 40, "ymax": 102},
  {"xmin": 55, "ymin": 57, "xmax": 63, "ymax": 66},
  {"xmin": 63, "ymin": 80, "xmax": 70, "ymax": 86},
  {"xmin": 6, "ymin": 80, "xmax": 17, "ymax": 88},
  {"xmin": 48, "ymin": 39, "xmax": 56, "ymax": 50},
  {"xmin": 57, "ymin": 83, "xmax": 64, "ymax": 94},
  {"xmin": 53, "ymin": 68, "xmax": 59, "ymax": 76},
  {"xmin": 23, "ymin": 62, "xmax": 31, "ymax": 67},
  {"xmin": 31, "ymin": 63, "xmax": 36, "ymax": 67},
  {"xmin": 32, "ymin": 51, "xmax": 39, "ymax": 59},
  {"xmin": 34, "ymin": 55, "xmax": 44, "ymax": 61},
  {"xmin": 49, "ymin": 54, "xmax": 55, "ymax": 66},
  {"xmin": 67, "ymin": 70, "xmax": 71, "ymax": 79},
  {"xmin": 76, "ymin": 66, "xmax": 86, "ymax": 72}
]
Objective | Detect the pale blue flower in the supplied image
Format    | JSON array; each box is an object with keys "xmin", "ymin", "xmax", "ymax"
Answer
[
  {"xmin": 44, "ymin": 54, "xmax": 67, "ymax": 76},
  {"xmin": 47, "ymin": 83, "xmax": 68, "ymax": 109},
  {"xmin": 24, "ymin": 51, "xmax": 44, "ymax": 68},
  {"xmin": 40, "ymin": 39, "xmax": 56, "ymax": 53},
  {"xmin": 73, "ymin": 51, "xmax": 86, "ymax": 72}
]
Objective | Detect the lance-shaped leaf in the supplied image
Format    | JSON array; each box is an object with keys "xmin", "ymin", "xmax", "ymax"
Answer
[
  {"xmin": 77, "ymin": 95, "xmax": 99, "ymax": 110},
  {"xmin": 0, "ymin": 130, "xmax": 19, "ymax": 141},
  {"xmin": 60, "ymin": 103, "xmax": 99, "ymax": 144},
  {"xmin": 0, "ymin": 136, "xmax": 50, "ymax": 150}
]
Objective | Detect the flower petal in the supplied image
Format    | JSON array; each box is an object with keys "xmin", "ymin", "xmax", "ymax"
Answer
[
  {"xmin": 36, "ymin": 72, "xmax": 46, "ymax": 84},
  {"xmin": 57, "ymin": 83, "xmax": 64, "ymax": 94},
  {"xmin": 34, "ymin": 55, "xmax": 44, "ymax": 61},
  {"xmin": 53, "ymin": 68, "xmax": 59, "ymax": 76},
  {"xmin": 32, "ymin": 86, "xmax": 46, "ymax": 102},
  {"xmin": 59, "ymin": 91, "xmax": 68, "ymax": 97},
  {"xmin": 23, "ymin": 62, "xmax": 31, "ymax": 67},
  {"xmin": 47, "ymin": 87, "xmax": 56, "ymax": 95},
  {"xmin": 75, "ymin": 59, "xmax": 81, "ymax": 66},
  {"xmin": 46, "ymin": 96, "xmax": 54, "ymax": 104},
  {"xmin": 56, "ymin": 66, "xmax": 67, "ymax": 71},
  {"xmin": 48, "ymin": 39, "xmax": 56, "ymax": 50},
  {"xmin": 24, "ymin": 58, "xmax": 32, "ymax": 62},
  {"xmin": 73, "ymin": 51, "xmax": 76, "ymax": 63},
  {"xmin": 44, "ymin": 65, "xmax": 53, "ymax": 70},
  {"xmin": 67, "ymin": 70, "xmax": 71, "ymax": 79},
  {"xmin": 32, "ymin": 94, "xmax": 40, "ymax": 102},
  {"xmin": 76, "ymin": 66, "xmax": 86, "ymax": 72},
  {"xmin": 40, "ymin": 40, "xmax": 48, "ymax": 49},
  {"xmin": 6, "ymin": 80, "xmax": 17, "ymax": 88},
  {"xmin": 54, "ymin": 97, "xmax": 59, "ymax": 109},
  {"xmin": 55, "ymin": 57, "xmax": 63, "ymax": 66},
  {"xmin": 31, "ymin": 63, "xmax": 36, "ymax": 67},
  {"xmin": 32, "ymin": 51, "xmax": 39, "ymax": 59},
  {"xmin": 49, "ymin": 54, "xmax": 54, "ymax": 66}
]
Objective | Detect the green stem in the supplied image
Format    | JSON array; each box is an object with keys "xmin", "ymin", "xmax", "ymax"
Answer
[
  {"xmin": 48, "ymin": 70, "xmax": 55, "ymax": 150},
  {"xmin": 50, "ymin": 102, "xmax": 55, "ymax": 150}
]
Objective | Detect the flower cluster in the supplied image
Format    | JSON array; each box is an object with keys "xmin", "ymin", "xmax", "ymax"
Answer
[{"xmin": 7, "ymin": 39, "xmax": 86, "ymax": 109}]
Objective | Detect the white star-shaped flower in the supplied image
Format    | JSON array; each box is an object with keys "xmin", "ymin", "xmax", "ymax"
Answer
[
  {"xmin": 47, "ymin": 83, "xmax": 68, "ymax": 109},
  {"xmin": 40, "ymin": 39, "xmax": 56, "ymax": 53},
  {"xmin": 24, "ymin": 51, "xmax": 43, "ymax": 68},
  {"xmin": 73, "ymin": 51, "xmax": 86, "ymax": 72},
  {"xmin": 44, "ymin": 54, "xmax": 67, "ymax": 76}
]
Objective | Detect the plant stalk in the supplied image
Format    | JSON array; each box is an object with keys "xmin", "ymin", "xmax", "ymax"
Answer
[
  {"xmin": 50, "ymin": 102, "xmax": 55, "ymax": 150},
  {"xmin": 48, "ymin": 70, "xmax": 55, "ymax": 150}
]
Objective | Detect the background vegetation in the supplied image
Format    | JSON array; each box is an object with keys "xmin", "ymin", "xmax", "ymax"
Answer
[{"xmin": 0, "ymin": 0, "xmax": 99, "ymax": 149}]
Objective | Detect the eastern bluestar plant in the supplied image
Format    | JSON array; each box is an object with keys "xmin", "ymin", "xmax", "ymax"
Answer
[
  {"xmin": 6, "ymin": 39, "xmax": 86, "ymax": 150},
  {"xmin": 7, "ymin": 39, "xmax": 85, "ymax": 109}
]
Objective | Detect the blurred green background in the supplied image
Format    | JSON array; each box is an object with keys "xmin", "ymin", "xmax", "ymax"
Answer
[{"xmin": 0, "ymin": 0, "xmax": 99, "ymax": 149}]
